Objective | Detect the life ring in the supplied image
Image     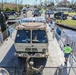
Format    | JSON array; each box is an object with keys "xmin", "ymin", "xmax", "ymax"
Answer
[{"xmin": 0, "ymin": 68, "xmax": 9, "ymax": 75}]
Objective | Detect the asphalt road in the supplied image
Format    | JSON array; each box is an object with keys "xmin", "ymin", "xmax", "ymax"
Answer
[{"xmin": 27, "ymin": 10, "xmax": 54, "ymax": 18}]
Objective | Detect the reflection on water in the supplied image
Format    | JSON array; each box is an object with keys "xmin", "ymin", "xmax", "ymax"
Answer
[
  {"xmin": 57, "ymin": 26, "xmax": 76, "ymax": 55},
  {"xmin": 56, "ymin": 25, "xmax": 76, "ymax": 42},
  {"xmin": 64, "ymin": 29, "xmax": 76, "ymax": 42}
]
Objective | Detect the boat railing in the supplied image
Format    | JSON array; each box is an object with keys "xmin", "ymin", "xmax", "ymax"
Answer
[
  {"xmin": 55, "ymin": 30, "xmax": 76, "ymax": 75},
  {"xmin": 0, "ymin": 66, "xmax": 21, "ymax": 75},
  {"xmin": 0, "ymin": 65, "xmax": 76, "ymax": 75},
  {"xmin": 0, "ymin": 66, "xmax": 66, "ymax": 75},
  {"xmin": 0, "ymin": 22, "xmax": 19, "ymax": 46},
  {"xmin": 55, "ymin": 30, "xmax": 76, "ymax": 57}
]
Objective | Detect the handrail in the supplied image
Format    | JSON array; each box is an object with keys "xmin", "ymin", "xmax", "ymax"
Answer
[
  {"xmin": 55, "ymin": 28, "xmax": 76, "ymax": 56},
  {"xmin": 54, "ymin": 25, "xmax": 76, "ymax": 75},
  {"xmin": 70, "ymin": 54, "xmax": 76, "ymax": 62},
  {"xmin": 0, "ymin": 22, "xmax": 19, "ymax": 46},
  {"xmin": 60, "ymin": 30, "xmax": 76, "ymax": 54},
  {"xmin": 0, "ymin": 66, "xmax": 76, "ymax": 75},
  {"xmin": 1, "ymin": 66, "xmax": 76, "ymax": 68}
]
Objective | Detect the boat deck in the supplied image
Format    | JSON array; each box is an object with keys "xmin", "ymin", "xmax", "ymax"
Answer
[{"xmin": 0, "ymin": 23, "xmax": 76, "ymax": 75}]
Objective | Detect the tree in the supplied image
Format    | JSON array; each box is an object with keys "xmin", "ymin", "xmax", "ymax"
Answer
[
  {"xmin": 69, "ymin": 2, "xmax": 76, "ymax": 12},
  {"xmin": 47, "ymin": 2, "xmax": 54, "ymax": 7},
  {"xmin": 57, "ymin": 0, "xmax": 70, "ymax": 7},
  {"xmin": 4, "ymin": 7, "xmax": 11, "ymax": 12},
  {"xmin": 25, "ymin": 4, "xmax": 30, "ymax": 8},
  {"xmin": 37, "ymin": 6, "xmax": 42, "ymax": 10}
]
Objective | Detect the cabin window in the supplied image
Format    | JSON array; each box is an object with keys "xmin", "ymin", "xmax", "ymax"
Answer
[
  {"xmin": 32, "ymin": 30, "xmax": 48, "ymax": 43},
  {"xmin": 23, "ymin": 10, "xmax": 26, "ymax": 14},
  {"xmin": 15, "ymin": 30, "xmax": 30, "ymax": 43}
]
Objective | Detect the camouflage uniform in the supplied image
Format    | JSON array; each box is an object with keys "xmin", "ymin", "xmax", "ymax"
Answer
[
  {"xmin": 26, "ymin": 67, "xmax": 40, "ymax": 75},
  {"xmin": 24, "ymin": 58, "xmax": 43, "ymax": 75}
]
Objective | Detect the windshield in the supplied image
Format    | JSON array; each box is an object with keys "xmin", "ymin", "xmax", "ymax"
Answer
[
  {"xmin": 46, "ymin": 10, "xmax": 50, "ymax": 12},
  {"xmin": 15, "ymin": 30, "xmax": 30, "ymax": 43},
  {"xmin": 34, "ymin": 10, "xmax": 39, "ymax": 12},
  {"xmin": 32, "ymin": 30, "xmax": 48, "ymax": 43},
  {"xmin": 23, "ymin": 10, "xmax": 26, "ymax": 14}
]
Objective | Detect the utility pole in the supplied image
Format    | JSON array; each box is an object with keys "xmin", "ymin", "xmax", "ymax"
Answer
[
  {"xmin": 15, "ymin": 0, "xmax": 18, "ymax": 12},
  {"xmin": 2, "ymin": 0, "xmax": 3, "ymax": 11},
  {"xmin": 36, "ymin": 0, "xmax": 37, "ymax": 6},
  {"xmin": 16, "ymin": 0, "xmax": 19, "ymax": 12}
]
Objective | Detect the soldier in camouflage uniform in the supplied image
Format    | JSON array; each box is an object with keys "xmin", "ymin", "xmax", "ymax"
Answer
[
  {"xmin": 23, "ymin": 56, "xmax": 43, "ymax": 75},
  {"xmin": 0, "ymin": 11, "xmax": 7, "ymax": 32}
]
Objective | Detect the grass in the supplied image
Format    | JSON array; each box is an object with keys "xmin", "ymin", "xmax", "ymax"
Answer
[
  {"xmin": 55, "ymin": 19, "xmax": 76, "ymax": 27},
  {"xmin": 54, "ymin": 11, "xmax": 76, "ymax": 16},
  {"xmin": 64, "ymin": 12, "xmax": 76, "ymax": 16}
]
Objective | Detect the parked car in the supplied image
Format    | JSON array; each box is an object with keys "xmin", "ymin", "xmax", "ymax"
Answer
[
  {"xmin": 32, "ymin": 10, "xmax": 41, "ymax": 17},
  {"xmin": 5, "ymin": 11, "xmax": 16, "ymax": 16},
  {"xmin": 72, "ymin": 15, "xmax": 76, "ymax": 20},
  {"xmin": 45, "ymin": 10, "xmax": 54, "ymax": 14},
  {"xmin": 54, "ymin": 12, "xmax": 68, "ymax": 20},
  {"xmin": 5, "ymin": 12, "xmax": 11, "ymax": 16}
]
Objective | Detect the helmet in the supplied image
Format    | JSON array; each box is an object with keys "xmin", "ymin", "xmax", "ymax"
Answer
[
  {"xmin": 67, "ymin": 44, "xmax": 69, "ymax": 46},
  {"xmin": 29, "ymin": 61, "xmax": 34, "ymax": 65}
]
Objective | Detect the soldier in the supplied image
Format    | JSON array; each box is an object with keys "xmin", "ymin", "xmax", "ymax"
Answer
[
  {"xmin": 23, "ymin": 56, "xmax": 43, "ymax": 75},
  {"xmin": 0, "ymin": 11, "xmax": 7, "ymax": 32}
]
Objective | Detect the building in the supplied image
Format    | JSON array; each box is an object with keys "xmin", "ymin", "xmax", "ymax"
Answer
[{"xmin": 54, "ymin": 7, "xmax": 73, "ymax": 12}]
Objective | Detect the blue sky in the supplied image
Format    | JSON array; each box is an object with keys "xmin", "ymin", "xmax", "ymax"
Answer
[
  {"xmin": 1, "ymin": 0, "xmax": 40, "ymax": 5},
  {"xmin": 0, "ymin": 0, "xmax": 75, "ymax": 5}
]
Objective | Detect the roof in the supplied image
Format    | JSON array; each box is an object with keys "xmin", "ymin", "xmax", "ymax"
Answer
[
  {"xmin": 16, "ymin": 22, "xmax": 46, "ymax": 30},
  {"xmin": 22, "ymin": 7, "xmax": 27, "ymax": 10},
  {"xmin": 55, "ymin": 7, "xmax": 72, "ymax": 9},
  {"xmin": 19, "ymin": 17, "xmax": 45, "ymax": 23}
]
